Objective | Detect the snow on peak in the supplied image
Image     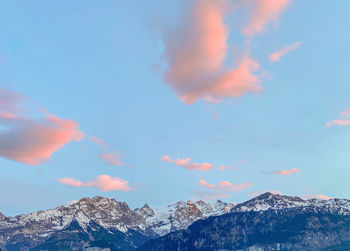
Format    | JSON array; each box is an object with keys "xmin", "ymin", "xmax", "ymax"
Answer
[
  {"xmin": 232, "ymin": 193, "xmax": 309, "ymax": 212},
  {"xmin": 231, "ymin": 192, "xmax": 350, "ymax": 215}
]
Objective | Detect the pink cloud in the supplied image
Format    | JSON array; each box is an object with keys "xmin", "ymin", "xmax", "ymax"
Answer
[
  {"xmin": 57, "ymin": 174, "xmax": 131, "ymax": 192},
  {"xmin": 88, "ymin": 136, "xmax": 106, "ymax": 148},
  {"xmin": 326, "ymin": 120, "xmax": 350, "ymax": 127},
  {"xmin": 99, "ymin": 152, "xmax": 124, "ymax": 166},
  {"xmin": 243, "ymin": 0, "xmax": 292, "ymax": 36},
  {"xmin": 218, "ymin": 160, "xmax": 245, "ymax": 171},
  {"xmin": 340, "ymin": 109, "xmax": 350, "ymax": 117},
  {"xmin": 327, "ymin": 108, "xmax": 350, "ymax": 127},
  {"xmin": 263, "ymin": 168, "xmax": 300, "ymax": 175},
  {"xmin": 0, "ymin": 89, "xmax": 84, "ymax": 165},
  {"xmin": 161, "ymin": 0, "xmax": 262, "ymax": 104},
  {"xmin": 162, "ymin": 155, "xmax": 213, "ymax": 171},
  {"xmin": 200, "ymin": 179, "xmax": 252, "ymax": 192},
  {"xmin": 218, "ymin": 165, "xmax": 229, "ymax": 171},
  {"xmin": 302, "ymin": 194, "xmax": 332, "ymax": 200},
  {"xmin": 268, "ymin": 42, "xmax": 302, "ymax": 63}
]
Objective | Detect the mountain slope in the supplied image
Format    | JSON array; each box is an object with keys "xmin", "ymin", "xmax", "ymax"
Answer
[
  {"xmin": 0, "ymin": 197, "xmax": 232, "ymax": 251},
  {"xmin": 139, "ymin": 193, "xmax": 350, "ymax": 251}
]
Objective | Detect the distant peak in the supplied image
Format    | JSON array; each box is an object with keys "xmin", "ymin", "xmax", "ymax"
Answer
[{"xmin": 142, "ymin": 203, "xmax": 151, "ymax": 209}]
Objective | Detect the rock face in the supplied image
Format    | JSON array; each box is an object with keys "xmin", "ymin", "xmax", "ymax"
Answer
[
  {"xmin": 0, "ymin": 196, "xmax": 233, "ymax": 251},
  {"xmin": 139, "ymin": 193, "xmax": 350, "ymax": 251}
]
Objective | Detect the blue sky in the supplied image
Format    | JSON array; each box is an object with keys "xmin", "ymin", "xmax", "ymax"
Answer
[{"xmin": 0, "ymin": 0, "xmax": 350, "ymax": 216}]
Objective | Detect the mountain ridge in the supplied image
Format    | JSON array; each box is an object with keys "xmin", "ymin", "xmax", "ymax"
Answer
[
  {"xmin": 0, "ymin": 195, "xmax": 233, "ymax": 251},
  {"xmin": 2, "ymin": 192, "xmax": 350, "ymax": 250}
]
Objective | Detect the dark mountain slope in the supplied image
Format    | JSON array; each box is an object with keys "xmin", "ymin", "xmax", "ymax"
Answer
[{"xmin": 139, "ymin": 207, "xmax": 350, "ymax": 251}]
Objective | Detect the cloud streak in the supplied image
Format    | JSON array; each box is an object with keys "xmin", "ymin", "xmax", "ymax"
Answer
[
  {"xmin": 0, "ymin": 89, "xmax": 84, "ymax": 165},
  {"xmin": 327, "ymin": 108, "xmax": 350, "ymax": 127},
  {"xmin": 99, "ymin": 152, "xmax": 124, "ymax": 166},
  {"xmin": 302, "ymin": 194, "xmax": 332, "ymax": 200},
  {"xmin": 162, "ymin": 155, "xmax": 213, "ymax": 171},
  {"xmin": 268, "ymin": 42, "xmax": 302, "ymax": 63},
  {"xmin": 88, "ymin": 135, "xmax": 107, "ymax": 148},
  {"xmin": 263, "ymin": 168, "xmax": 300, "ymax": 175},
  {"xmin": 200, "ymin": 179, "xmax": 252, "ymax": 191},
  {"xmin": 57, "ymin": 174, "xmax": 131, "ymax": 192}
]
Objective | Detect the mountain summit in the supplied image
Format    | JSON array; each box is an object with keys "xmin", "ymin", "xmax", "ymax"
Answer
[
  {"xmin": 0, "ymin": 196, "xmax": 233, "ymax": 251},
  {"xmin": 2, "ymin": 193, "xmax": 350, "ymax": 250}
]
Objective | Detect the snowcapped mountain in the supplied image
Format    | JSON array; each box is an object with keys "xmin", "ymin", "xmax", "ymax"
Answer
[
  {"xmin": 232, "ymin": 192, "xmax": 350, "ymax": 215},
  {"xmin": 2, "ymin": 193, "xmax": 350, "ymax": 250},
  {"xmin": 0, "ymin": 196, "xmax": 233, "ymax": 251},
  {"xmin": 140, "ymin": 193, "xmax": 350, "ymax": 251},
  {"xmin": 144, "ymin": 199, "xmax": 233, "ymax": 236}
]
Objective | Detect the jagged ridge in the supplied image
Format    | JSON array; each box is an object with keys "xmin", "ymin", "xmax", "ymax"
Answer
[{"xmin": 0, "ymin": 196, "xmax": 233, "ymax": 251}]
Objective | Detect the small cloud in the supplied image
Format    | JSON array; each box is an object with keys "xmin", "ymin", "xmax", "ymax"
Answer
[
  {"xmin": 200, "ymin": 179, "xmax": 252, "ymax": 192},
  {"xmin": 218, "ymin": 160, "xmax": 245, "ymax": 171},
  {"xmin": 326, "ymin": 108, "xmax": 350, "ymax": 127},
  {"xmin": 268, "ymin": 42, "xmax": 302, "ymax": 63},
  {"xmin": 88, "ymin": 135, "xmax": 107, "ymax": 148},
  {"xmin": 69, "ymin": 200, "xmax": 79, "ymax": 205},
  {"xmin": 263, "ymin": 168, "xmax": 300, "ymax": 175},
  {"xmin": 162, "ymin": 155, "xmax": 213, "ymax": 171},
  {"xmin": 219, "ymin": 165, "xmax": 229, "ymax": 171},
  {"xmin": 57, "ymin": 174, "xmax": 131, "ymax": 192},
  {"xmin": 99, "ymin": 152, "xmax": 124, "ymax": 166},
  {"xmin": 301, "ymin": 194, "xmax": 332, "ymax": 200}
]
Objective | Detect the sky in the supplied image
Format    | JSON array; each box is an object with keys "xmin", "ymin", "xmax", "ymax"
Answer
[{"xmin": 0, "ymin": 0, "xmax": 350, "ymax": 216}]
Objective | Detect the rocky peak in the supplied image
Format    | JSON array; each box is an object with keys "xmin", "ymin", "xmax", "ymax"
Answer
[
  {"xmin": 232, "ymin": 192, "xmax": 308, "ymax": 212},
  {"xmin": 0, "ymin": 212, "xmax": 5, "ymax": 220},
  {"xmin": 135, "ymin": 204, "xmax": 155, "ymax": 218}
]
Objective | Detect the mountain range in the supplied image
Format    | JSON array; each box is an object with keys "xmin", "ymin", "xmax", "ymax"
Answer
[
  {"xmin": 1, "ymin": 193, "xmax": 350, "ymax": 250},
  {"xmin": 0, "ymin": 196, "xmax": 232, "ymax": 250}
]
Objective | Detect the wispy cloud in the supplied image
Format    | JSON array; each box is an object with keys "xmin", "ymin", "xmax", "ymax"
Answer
[
  {"xmin": 268, "ymin": 42, "xmax": 302, "ymax": 63},
  {"xmin": 218, "ymin": 160, "xmax": 245, "ymax": 171},
  {"xmin": 243, "ymin": 0, "xmax": 292, "ymax": 36},
  {"xmin": 301, "ymin": 194, "xmax": 332, "ymax": 200},
  {"xmin": 200, "ymin": 179, "xmax": 252, "ymax": 191},
  {"xmin": 99, "ymin": 152, "xmax": 124, "ymax": 166},
  {"xmin": 263, "ymin": 168, "xmax": 300, "ymax": 175},
  {"xmin": 162, "ymin": 155, "xmax": 213, "ymax": 171},
  {"xmin": 88, "ymin": 135, "xmax": 107, "ymax": 148},
  {"xmin": 326, "ymin": 108, "xmax": 350, "ymax": 127},
  {"xmin": 0, "ymin": 88, "xmax": 84, "ymax": 165},
  {"xmin": 57, "ymin": 174, "xmax": 131, "ymax": 192}
]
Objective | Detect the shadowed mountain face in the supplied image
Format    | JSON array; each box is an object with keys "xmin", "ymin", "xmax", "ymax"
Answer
[
  {"xmin": 2, "ymin": 193, "xmax": 350, "ymax": 250},
  {"xmin": 0, "ymin": 196, "xmax": 232, "ymax": 251},
  {"xmin": 139, "ymin": 193, "xmax": 350, "ymax": 251},
  {"xmin": 139, "ymin": 208, "xmax": 350, "ymax": 251}
]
